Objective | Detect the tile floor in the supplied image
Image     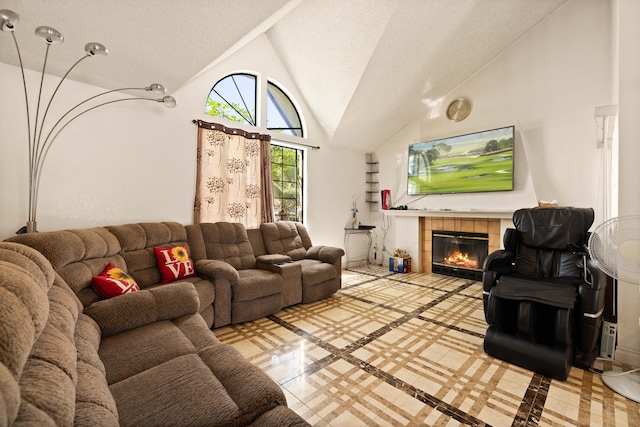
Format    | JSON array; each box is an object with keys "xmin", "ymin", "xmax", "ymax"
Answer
[{"xmin": 214, "ymin": 265, "xmax": 640, "ymax": 426}]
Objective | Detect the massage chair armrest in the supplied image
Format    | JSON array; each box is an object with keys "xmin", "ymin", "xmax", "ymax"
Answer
[
  {"xmin": 482, "ymin": 250, "xmax": 515, "ymax": 294},
  {"xmin": 306, "ymin": 245, "xmax": 345, "ymax": 264},
  {"xmin": 483, "ymin": 250, "xmax": 515, "ymax": 273},
  {"xmin": 84, "ymin": 282, "xmax": 200, "ymax": 337},
  {"xmin": 194, "ymin": 259, "xmax": 240, "ymax": 282},
  {"xmin": 576, "ymin": 257, "xmax": 608, "ymax": 319},
  {"xmin": 582, "ymin": 258, "xmax": 608, "ymax": 290}
]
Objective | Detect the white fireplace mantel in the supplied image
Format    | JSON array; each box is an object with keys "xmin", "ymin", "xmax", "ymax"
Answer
[{"xmin": 381, "ymin": 209, "xmax": 514, "ymax": 219}]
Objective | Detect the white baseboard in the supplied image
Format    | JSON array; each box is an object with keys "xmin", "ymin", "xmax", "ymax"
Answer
[{"xmin": 614, "ymin": 345, "xmax": 640, "ymax": 367}]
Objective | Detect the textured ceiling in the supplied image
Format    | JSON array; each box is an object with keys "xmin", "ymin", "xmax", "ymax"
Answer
[{"xmin": 0, "ymin": 0, "xmax": 567, "ymax": 151}]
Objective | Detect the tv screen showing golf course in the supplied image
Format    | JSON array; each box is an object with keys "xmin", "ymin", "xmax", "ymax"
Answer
[{"xmin": 408, "ymin": 126, "xmax": 514, "ymax": 195}]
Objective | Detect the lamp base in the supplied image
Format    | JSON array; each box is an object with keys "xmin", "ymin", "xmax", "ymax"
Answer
[
  {"xmin": 602, "ymin": 370, "xmax": 640, "ymax": 404},
  {"xmin": 26, "ymin": 221, "xmax": 37, "ymax": 233}
]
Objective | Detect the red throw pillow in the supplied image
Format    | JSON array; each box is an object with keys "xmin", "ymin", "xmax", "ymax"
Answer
[
  {"xmin": 92, "ymin": 263, "xmax": 140, "ymax": 299},
  {"xmin": 153, "ymin": 245, "xmax": 196, "ymax": 284}
]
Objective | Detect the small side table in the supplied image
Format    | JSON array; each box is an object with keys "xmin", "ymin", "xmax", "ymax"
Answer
[{"xmin": 344, "ymin": 227, "xmax": 375, "ymax": 268}]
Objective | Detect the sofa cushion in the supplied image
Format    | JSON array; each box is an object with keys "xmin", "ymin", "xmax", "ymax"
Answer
[
  {"xmin": 306, "ymin": 245, "xmax": 345, "ymax": 264},
  {"xmin": 17, "ymin": 276, "xmax": 83, "ymax": 426},
  {"xmin": 234, "ymin": 269, "xmax": 283, "ymax": 302},
  {"xmin": 153, "ymin": 245, "xmax": 196, "ymax": 284},
  {"xmin": 84, "ymin": 282, "xmax": 200, "ymax": 337},
  {"xmin": 295, "ymin": 222, "xmax": 314, "ymax": 249},
  {"xmin": 250, "ymin": 406, "xmax": 310, "ymax": 426},
  {"xmin": 260, "ymin": 222, "xmax": 307, "ymax": 260},
  {"xmin": 100, "ymin": 320, "xmax": 199, "ymax": 385},
  {"xmin": 199, "ymin": 343, "xmax": 287, "ymax": 425},
  {"xmin": 92, "ymin": 262, "xmax": 140, "ymax": 298},
  {"xmin": 105, "ymin": 222, "xmax": 191, "ymax": 288},
  {"xmin": 110, "ymin": 354, "xmax": 240, "ymax": 427},
  {"xmin": 7, "ymin": 228, "xmax": 126, "ymax": 308},
  {"xmin": 186, "ymin": 222, "xmax": 257, "ymax": 269},
  {"xmin": 298, "ymin": 259, "xmax": 337, "ymax": 286},
  {"xmin": 74, "ymin": 314, "xmax": 119, "ymax": 426},
  {"xmin": 0, "ymin": 243, "xmax": 54, "ymax": 426}
]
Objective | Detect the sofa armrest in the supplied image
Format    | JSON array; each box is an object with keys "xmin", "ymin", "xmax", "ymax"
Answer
[
  {"xmin": 84, "ymin": 282, "xmax": 200, "ymax": 337},
  {"xmin": 194, "ymin": 259, "xmax": 239, "ymax": 282},
  {"xmin": 306, "ymin": 245, "xmax": 345, "ymax": 264},
  {"xmin": 256, "ymin": 254, "xmax": 292, "ymax": 265}
]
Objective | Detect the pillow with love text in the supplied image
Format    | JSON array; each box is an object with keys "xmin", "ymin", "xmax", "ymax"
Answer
[{"xmin": 153, "ymin": 245, "xmax": 197, "ymax": 284}]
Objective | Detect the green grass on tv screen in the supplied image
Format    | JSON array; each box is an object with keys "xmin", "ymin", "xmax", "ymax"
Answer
[{"xmin": 408, "ymin": 150, "xmax": 513, "ymax": 194}]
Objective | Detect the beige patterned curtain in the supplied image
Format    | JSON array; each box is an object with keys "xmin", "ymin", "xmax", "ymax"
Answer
[{"xmin": 194, "ymin": 120, "xmax": 274, "ymax": 227}]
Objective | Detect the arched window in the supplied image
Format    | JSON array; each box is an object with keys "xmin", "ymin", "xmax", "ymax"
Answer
[
  {"xmin": 206, "ymin": 73, "xmax": 304, "ymax": 137},
  {"xmin": 206, "ymin": 73, "xmax": 256, "ymax": 125},
  {"xmin": 267, "ymin": 82, "xmax": 303, "ymax": 137}
]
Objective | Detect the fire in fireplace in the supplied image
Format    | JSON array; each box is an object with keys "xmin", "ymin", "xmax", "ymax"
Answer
[
  {"xmin": 444, "ymin": 250, "xmax": 481, "ymax": 269},
  {"xmin": 432, "ymin": 230, "xmax": 489, "ymax": 280}
]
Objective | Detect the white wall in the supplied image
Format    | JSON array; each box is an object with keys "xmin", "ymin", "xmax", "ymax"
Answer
[
  {"xmin": 612, "ymin": 0, "xmax": 640, "ymax": 367},
  {"xmin": 374, "ymin": 0, "xmax": 611, "ymax": 216},
  {"xmin": 0, "ymin": 34, "xmax": 364, "ymax": 253}
]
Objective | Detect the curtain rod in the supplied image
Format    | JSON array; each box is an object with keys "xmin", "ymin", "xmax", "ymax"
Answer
[{"xmin": 191, "ymin": 119, "xmax": 320, "ymax": 150}]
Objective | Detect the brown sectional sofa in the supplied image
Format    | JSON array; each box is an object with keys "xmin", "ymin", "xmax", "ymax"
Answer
[{"xmin": 1, "ymin": 220, "xmax": 343, "ymax": 426}]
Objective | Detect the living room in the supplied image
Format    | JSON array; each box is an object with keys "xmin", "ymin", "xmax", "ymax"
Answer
[{"xmin": 1, "ymin": 0, "xmax": 639, "ymax": 424}]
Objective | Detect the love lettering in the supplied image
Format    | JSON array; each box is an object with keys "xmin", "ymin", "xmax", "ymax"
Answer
[
  {"xmin": 105, "ymin": 277, "xmax": 137, "ymax": 293},
  {"xmin": 158, "ymin": 248, "xmax": 195, "ymax": 279}
]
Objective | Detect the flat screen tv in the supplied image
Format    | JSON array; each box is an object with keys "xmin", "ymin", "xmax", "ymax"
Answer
[{"xmin": 407, "ymin": 125, "xmax": 515, "ymax": 195}]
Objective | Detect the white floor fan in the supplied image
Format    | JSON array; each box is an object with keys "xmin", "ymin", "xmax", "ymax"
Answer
[{"xmin": 588, "ymin": 215, "xmax": 640, "ymax": 403}]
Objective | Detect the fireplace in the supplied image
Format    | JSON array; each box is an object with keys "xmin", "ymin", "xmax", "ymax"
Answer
[{"xmin": 432, "ymin": 230, "xmax": 488, "ymax": 280}]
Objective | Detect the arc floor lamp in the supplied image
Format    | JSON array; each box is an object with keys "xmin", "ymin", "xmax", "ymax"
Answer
[{"xmin": 0, "ymin": 9, "xmax": 177, "ymax": 233}]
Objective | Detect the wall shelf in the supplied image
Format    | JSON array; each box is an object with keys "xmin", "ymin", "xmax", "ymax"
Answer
[{"xmin": 365, "ymin": 153, "xmax": 379, "ymax": 212}]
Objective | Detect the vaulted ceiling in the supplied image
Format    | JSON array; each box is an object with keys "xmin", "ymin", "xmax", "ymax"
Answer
[{"xmin": 0, "ymin": 0, "xmax": 567, "ymax": 151}]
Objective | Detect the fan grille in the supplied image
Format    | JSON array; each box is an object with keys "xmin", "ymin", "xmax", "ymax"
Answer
[{"xmin": 588, "ymin": 215, "xmax": 640, "ymax": 285}]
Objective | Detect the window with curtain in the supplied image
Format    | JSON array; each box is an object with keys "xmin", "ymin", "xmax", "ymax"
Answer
[
  {"xmin": 202, "ymin": 73, "xmax": 307, "ymax": 225},
  {"xmin": 193, "ymin": 121, "xmax": 274, "ymax": 228}
]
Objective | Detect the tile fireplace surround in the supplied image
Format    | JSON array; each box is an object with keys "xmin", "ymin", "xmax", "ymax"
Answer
[
  {"xmin": 421, "ymin": 217, "xmax": 501, "ymax": 273},
  {"xmin": 382, "ymin": 210, "xmax": 514, "ymax": 273}
]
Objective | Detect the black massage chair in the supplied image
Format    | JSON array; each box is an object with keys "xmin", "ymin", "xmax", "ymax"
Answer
[{"xmin": 482, "ymin": 207, "xmax": 607, "ymax": 380}]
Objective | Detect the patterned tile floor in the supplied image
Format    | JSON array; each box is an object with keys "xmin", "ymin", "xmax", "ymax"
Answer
[{"xmin": 214, "ymin": 265, "xmax": 640, "ymax": 426}]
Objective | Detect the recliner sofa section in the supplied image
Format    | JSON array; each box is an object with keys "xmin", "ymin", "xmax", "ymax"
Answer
[
  {"xmin": 186, "ymin": 222, "xmax": 285, "ymax": 326},
  {"xmin": 256, "ymin": 221, "xmax": 344, "ymax": 304},
  {"xmin": 186, "ymin": 221, "xmax": 345, "ymax": 327}
]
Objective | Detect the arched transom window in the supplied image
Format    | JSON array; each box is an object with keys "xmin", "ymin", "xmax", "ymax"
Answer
[{"xmin": 206, "ymin": 73, "xmax": 303, "ymax": 137}]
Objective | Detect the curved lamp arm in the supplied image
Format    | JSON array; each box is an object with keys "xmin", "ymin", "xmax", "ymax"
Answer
[
  {"xmin": 35, "ymin": 84, "xmax": 168, "ymax": 173},
  {"xmin": 31, "ymin": 96, "xmax": 177, "ymax": 221},
  {"xmin": 37, "ymin": 43, "xmax": 108, "ymax": 149}
]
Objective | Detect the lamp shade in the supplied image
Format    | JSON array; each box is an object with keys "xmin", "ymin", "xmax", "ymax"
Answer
[
  {"xmin": 35, "ymin": 26, "xmax": 64, "ymax": 44},
  {"xmin": 0, "ymin": 9, "xmax": 19, "ymax": 32},
  {"xmin": 85, "ymin": 42, "xmax": 108, "ymax": 56},
  {"xmin": 162, "ymin": 96, "xmax": 177, "ymax": 108},
  {"xmin": 147, "ymin": 83, "xmax": 166, "ymax": 94}
]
